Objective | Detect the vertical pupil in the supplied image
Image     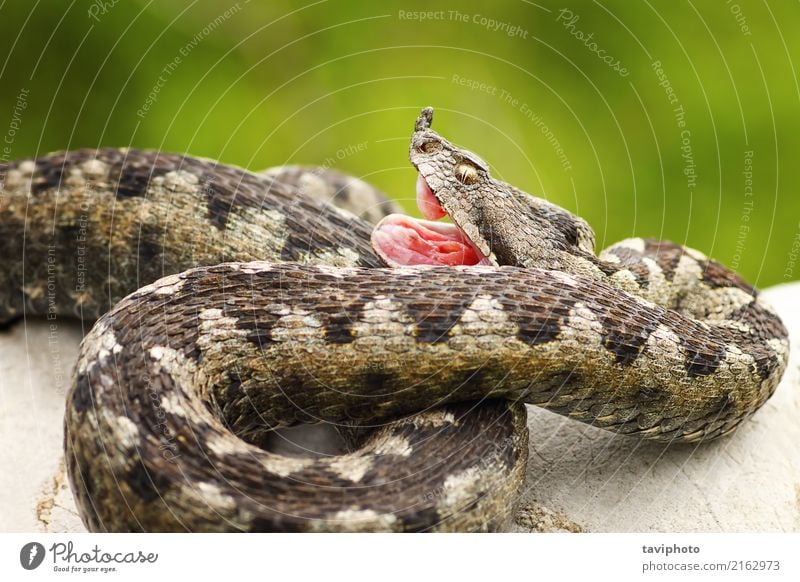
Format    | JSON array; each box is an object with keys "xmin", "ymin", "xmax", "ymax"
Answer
[{"xmin": 456, "ymin": 163, "xmax": 476, "ymax": 184}]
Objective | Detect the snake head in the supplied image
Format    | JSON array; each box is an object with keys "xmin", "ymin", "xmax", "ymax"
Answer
[
  {"xmin": 372, "ymin": 108, "xmax": 508, "ymax": 267},
  {"xmin": 408, "ymin": 108, "xmax": 493, "ymax": 212},
  {"xmin": 372, "ymin": 108, "xmax": 595, "ymax": 269},
  {"xmin": 375, "ymin": 107, "xmax": 498, "ymax": 266}
]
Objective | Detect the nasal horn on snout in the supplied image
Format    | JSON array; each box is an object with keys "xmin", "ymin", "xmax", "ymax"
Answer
[{"xmin": 415, "ymin": 107, "xmax": 434, "ymax": 132}]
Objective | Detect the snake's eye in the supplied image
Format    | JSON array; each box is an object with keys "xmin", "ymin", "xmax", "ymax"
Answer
[
  {"xmin": 454, "ymin": 161, "xmax": 480, "ymax": 185},
  {"xmin": 418, "ymin": 140, "xmax": 442, "ymax": 154}
]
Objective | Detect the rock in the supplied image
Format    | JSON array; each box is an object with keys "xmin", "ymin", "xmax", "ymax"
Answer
[
  {"xmin": 1, "ymin": 283, "xmax": 798, "ymax": 532},
  {"xmin": 0, "ymin": 320, "xmax": 85, "ymax": 532},
  {"xmin": 513, "ymin": 502, "xmax": 584, "ymax": 533}
]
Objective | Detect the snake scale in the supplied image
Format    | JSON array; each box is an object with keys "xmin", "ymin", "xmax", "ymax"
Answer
[{"xmin": 0, "ymin": 108, "xmax": 788, "ymax": 532}]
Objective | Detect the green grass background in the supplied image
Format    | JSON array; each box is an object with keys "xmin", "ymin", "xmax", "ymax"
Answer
[{"xmin": 1, "ymin": 0, "xmax": 798, "ymax": 287}]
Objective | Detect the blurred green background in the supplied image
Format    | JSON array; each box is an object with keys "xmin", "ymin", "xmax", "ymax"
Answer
[{"xmin": 1, "ymin": 0, "xmax": 798, "ymax": 286}]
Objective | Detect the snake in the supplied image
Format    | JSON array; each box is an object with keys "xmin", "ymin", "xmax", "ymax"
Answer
[{"xmin": 0, "ymin": 108, "xmax": 788, "ymax": 532}]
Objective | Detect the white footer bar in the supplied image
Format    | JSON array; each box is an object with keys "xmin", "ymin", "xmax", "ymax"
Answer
[{"xmin": 1, "ymin": 533, "xmax": 797, "ymax": 581}]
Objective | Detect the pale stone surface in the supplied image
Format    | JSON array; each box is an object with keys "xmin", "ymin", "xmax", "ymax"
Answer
[
  {"xmin": 0, "ymin": 319, "xmax": 86, "ymax": 532},
  {"xmin": 1, "ymin": 283, "xmax": 797, "ymax": 533}
]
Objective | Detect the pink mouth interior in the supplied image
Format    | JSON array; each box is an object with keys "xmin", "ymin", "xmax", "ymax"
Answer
[
  {"xmin": 416, "ymin": 173, "xmax": 447, "ymax": 220},
  {"xmin": 371, "ymin": 175, "xmax": 489, "ymax": 267}
]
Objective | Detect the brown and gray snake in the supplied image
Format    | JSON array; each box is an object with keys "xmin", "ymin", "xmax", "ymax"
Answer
[{"xmin": 0, "ymin": 108, "xmax": 788, "ymax": 532}]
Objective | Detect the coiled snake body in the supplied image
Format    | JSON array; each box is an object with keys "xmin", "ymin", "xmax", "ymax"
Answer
[{"xmin": 0, "ymin": 109, "xmax": 788, "ymax": 532}]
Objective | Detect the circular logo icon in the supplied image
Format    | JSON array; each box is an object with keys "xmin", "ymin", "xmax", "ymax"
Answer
[{"xmin": 19, "ymin": 542, "xmax": 46, "ymax": 570}]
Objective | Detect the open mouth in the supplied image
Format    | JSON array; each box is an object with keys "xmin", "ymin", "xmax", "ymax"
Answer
[{"xmin": 371, "ymin": 175, "xmax": 491, "ymax": 267}]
